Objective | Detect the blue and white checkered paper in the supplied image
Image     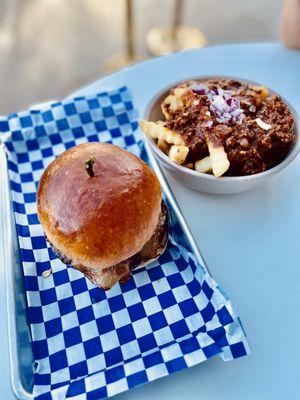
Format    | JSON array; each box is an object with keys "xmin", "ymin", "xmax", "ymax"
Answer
[{"xmin": 1, "ymin": 87, "xmax": 249, "ymax": 400}]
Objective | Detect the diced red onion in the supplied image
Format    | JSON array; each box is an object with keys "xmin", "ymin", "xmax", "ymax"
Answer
[
  {"xmin": 190, "ymin": 84, "xmax": 208, "ymax": 95},
  {"xmin": 208, "ymin": 88, "xmax": 244, "ymax": 125},
  {"xmin": 231, "ymin": 108, "xmax": 243, "ymax": 117},
  {"xmin": 203, "ymin": 120, "xmax": 213, "ymax": 128},
  {"xmin": 190, "ymin": 84, "xmax": 245, "ymax": 125}
]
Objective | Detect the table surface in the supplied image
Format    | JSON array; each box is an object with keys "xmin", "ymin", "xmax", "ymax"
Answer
[{"xmin": 1, "ymin": 43, "xmax": 300, "ymax": 400}]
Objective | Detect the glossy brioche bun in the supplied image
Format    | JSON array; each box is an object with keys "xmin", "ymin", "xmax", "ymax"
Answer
[{"xmin": 37, "ymin": 142, "xmax": 162, "ymax": 273}]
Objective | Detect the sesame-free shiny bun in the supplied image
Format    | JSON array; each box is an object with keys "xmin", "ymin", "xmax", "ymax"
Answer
[{"xmin": 37, "ymin": 142, "xmax": 164, "ymax": 288}]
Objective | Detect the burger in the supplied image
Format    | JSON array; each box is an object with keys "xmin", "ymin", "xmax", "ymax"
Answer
[{"xmin": 37, "ymin": 142, "xmax": 168, "ymax": 290}]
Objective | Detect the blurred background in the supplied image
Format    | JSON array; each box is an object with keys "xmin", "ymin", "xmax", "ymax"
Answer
[{"xmin": 0, "ymin": 0, "xmax": 283, "ymax": 114}]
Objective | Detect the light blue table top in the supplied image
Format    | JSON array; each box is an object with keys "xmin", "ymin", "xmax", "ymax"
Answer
[{"xmin": 1, "ymin": 42, "xmax": 300, "ymax": 400}]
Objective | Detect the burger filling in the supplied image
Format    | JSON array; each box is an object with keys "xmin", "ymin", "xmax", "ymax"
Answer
[{"xmin": 48, "ymin": 202, "xmax": 168, "ymax": 290}]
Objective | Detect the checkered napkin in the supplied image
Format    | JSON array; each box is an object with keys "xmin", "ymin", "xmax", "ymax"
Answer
[{"xmin": 0, "ymin": 87, "xmax": 249, "ymax": 400}]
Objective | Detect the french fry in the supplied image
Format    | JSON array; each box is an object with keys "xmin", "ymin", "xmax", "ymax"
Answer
[
  {"xmin": 173, "ymin": 88, "xmax": 188, "ymax": 97},
  {"xmin": 195, "ymin": 156, "xmax": 212, "ymax": 173},
  {"xmin": 184, "ymin": 163, "xmax": 194, "ymax": 169},
  {"xmin": 161, "ymin": 88, "xmax": 187, "ymax": 119},
  {"xmin": 139, "ymin": 120, "xmax": 185, "ymax": 146},
  {"xmin": 155, "ymin": 121, "xmax": 170, "ymax": 153},
  {"xmin": 251, "ymin": 85, "xmax": 268, "ymax": 103},
  {"xmin": 169, "ymin": 145, "xmax": 189, "ymax": 165},
  {"xmin": 163, "ymin": 94, "xmax": 183, "ymax": 111},
  {"xmin": 206, "ymin": 140, "xmax": 230, "ymax": 177},
  {"xmin": 157, "ymin": 138, "xmax": 170, "ymax": 154}
]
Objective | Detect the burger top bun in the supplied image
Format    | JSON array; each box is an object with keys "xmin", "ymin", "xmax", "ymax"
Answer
[{"xmin": 37, "ymin": 142, "xmax": 162, "ymax": 272}]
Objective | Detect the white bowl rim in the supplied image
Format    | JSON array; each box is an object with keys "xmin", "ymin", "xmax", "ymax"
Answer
[{"xmin": 143, "ymin": 75, "xmax": 300, "ymax": 182}]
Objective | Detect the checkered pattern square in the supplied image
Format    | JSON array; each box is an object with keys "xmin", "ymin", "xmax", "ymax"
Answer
[{"xmin": 0, "ymin": 87, "xmax": 249, "ymax": 399}]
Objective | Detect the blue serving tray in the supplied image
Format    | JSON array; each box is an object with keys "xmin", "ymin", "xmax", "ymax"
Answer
[{"xmin": 0, "ymin": 136, "xmax": 208, "ymax": 399}]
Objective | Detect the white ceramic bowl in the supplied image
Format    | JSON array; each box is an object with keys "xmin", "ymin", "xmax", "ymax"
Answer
[{"xmin": 143, "ymin": 77, "xmax": 300, "ymax": 194}]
